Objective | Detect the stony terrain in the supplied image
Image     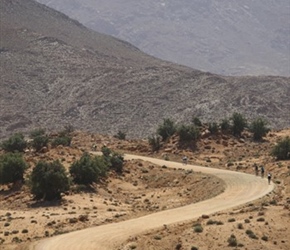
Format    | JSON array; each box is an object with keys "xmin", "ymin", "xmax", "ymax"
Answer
[
  {"xmin": 36, "ymin": 0, "xmax": 290, "ymax": 76},
  {"xmin": 1, "ymin": 0, "xmax": 290, "ymax": 140},
  {"xmin": 0, "ymin": 128, "xmax": 289, "ymax": 250}
]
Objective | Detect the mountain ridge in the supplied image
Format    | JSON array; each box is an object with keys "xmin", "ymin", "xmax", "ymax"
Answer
[
  {"xmin": 36, "ymin": 0, "xmax": 290, "ymax": 76},
  {"xmin": 0, "ymin": 0, "xmax": 289, "ymax": 139}
]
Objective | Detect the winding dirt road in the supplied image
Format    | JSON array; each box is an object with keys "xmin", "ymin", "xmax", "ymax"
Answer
[{"xmin": 30, "ymin": 154, "xmax": 274, "ymax": 250}]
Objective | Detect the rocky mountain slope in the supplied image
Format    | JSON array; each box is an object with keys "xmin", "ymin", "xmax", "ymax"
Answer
[
  {"xmin": 36, "ymin": 0, "xmax": 290, "ymax": 76},
  {"xmin": 0, "ymin": 0, "xmax": 290, "ymax": 139}
]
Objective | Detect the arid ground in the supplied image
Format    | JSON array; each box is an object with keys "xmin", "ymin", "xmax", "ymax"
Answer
[{"xmin": 0, "ymin": 129, "xmax": 290, "ymax": 250}]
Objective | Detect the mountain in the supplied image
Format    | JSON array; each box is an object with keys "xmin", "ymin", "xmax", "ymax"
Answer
[
  {"xmin": 36, "ymin": 0, "xmax": 290, "ymax": 77},
  {"xmin": 0, "ymin": 0, "xmax": 289, "ymax": 139}
]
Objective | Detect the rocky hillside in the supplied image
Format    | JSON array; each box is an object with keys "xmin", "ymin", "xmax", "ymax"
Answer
[
  {"xmin": 0, "ymin": 0, "xmax": 290, "ymax": 139},
  {"xmin": 36, "ymin": 0, "xmax": 290, "ymax": 76}
]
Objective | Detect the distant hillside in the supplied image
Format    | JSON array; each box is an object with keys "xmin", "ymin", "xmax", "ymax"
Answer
[
  {"xmin": 0, "ymin": 0, "xmax": 289, "ymax": 139},
  {"xmin": 36, "ymin": 0, "xmax": 290, "ymax": 76}
]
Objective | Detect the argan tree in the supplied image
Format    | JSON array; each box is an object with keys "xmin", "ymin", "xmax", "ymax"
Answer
[
  {"xmin": 271, "ymin": 137, "xmax": 290, "ymax": 160},
  {"xmin": 208, "ymin": 122, "xmax": 219, "ymax": 135},
  {"xmin": 192, "ymin": 116, "xmax": 202, "ymax": 127},
  {"xmin": 1, "ymin": 133, "xmax": 27, "ymax": 152},
  {"xmin": 30, "ymin": 160, "xmax": 70, "ymax": 200},
  {"xmin": 30, "ymin": 128, "xmax": 49, "ymax": 152},
  {"xmin": 148, "ymin": 134, "xmax": 162, "ymax": 152},
  {"xmin": 230, "ymin": 112, "xmax": 247, "ymax": 137},
  {"xmin": 177, "ymin": 124, "xmax": 200, "ymax": 145},
  {"xmin": 250, "ymin": 118, "xmax": 270, "ymax": 141},
  {"xmin": 157, "ymin": 118, "xmax": 176, "ymax": 141},
  {"xmin": 0, "ymin": 153, "xmax": 28, "ymax": 184},
  {"xmin": 101, "ymin": 147, "xmax": 124, "ymax": 173},
  {"xmin": 220, "ymin": 118, "xmax": 230, "ymax": 133},
  {"xmin": 70, "ymin": 152, "xmax": 108, "ymax": 185},
  {"xmin": 114, "ymin": 130, "xmax": 126, "ymax": 140}
]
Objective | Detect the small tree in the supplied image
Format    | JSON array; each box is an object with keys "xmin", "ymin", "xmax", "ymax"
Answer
[
  {"xmin": 109, "ymin": 152, "xmax": 124, "ymax": 173},
  {"xmin": 30, "ymin": 160, "xmax": 70, "ymax": 200},
  {"xmin": 30, "ymin": 129, "xmax": 49, "ymax": 152},
  {"xmin": 0, "ymin": 153, "xmax": 28, "ymax": 184},
  {"xmin": 177, "ymin": 124, "xmax": 200, "ymax": 144},
  {"xmin": 208, "ymin": 122, "xmax": 219, "ymax": 135},
  {"xmin": 101, "ymin": 146, "xmax": 112, "ymax": 158},
  {"xmin": 148, "ymin": 134, "xmax": 161, "ymax": 152},
  {"xmin": 1, "ymin": 133, "xmax": 27, "ymax": 152},
  {"xmin": 30, "ymin": 128, "xmax": 46, "ymax": 138},
  {"xmin": 192, "ymin": 116, "xmax": 202, "ymax": 127},
  {"xmin": 101, "ymin": 147, "xmax": 124, "ymax": 173},
  {"xmin": 231, "ymin": 112, "xmax": 247, "ymax": 137},
  {"xmin": 114, "ymin": 131, "xmax": 126, "ymax": 140},
  {"xmin": 157, "ymin": 118, "xmax": 176, "ymax": 141},
  {"xmin": 70, "ymin": 152, "xmax": 108, "ymax": 185},
  {"xmin": 271, "ymin": 137, "xmax": 290, "ymax": 160},
  {"xmin": 250, "ymin": 118, "xmax": 270, "ymax": 141},
  {"xmin": 51, "ymin": 136, "xmax": 72, "ymax": 147},
  {"xmin": 220, "ymin": 119, "xmax": 230, "ymax": 133}
]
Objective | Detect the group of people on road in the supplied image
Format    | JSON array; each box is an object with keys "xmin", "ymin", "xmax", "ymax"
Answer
[{"xmin": 254, "ymin": 164, "xmax": 271, "ymax": 184}]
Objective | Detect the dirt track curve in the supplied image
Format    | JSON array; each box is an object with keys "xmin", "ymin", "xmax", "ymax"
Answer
[{"xmin": 29, "ymin": 154, "xmax": 274, "ymax": 250}]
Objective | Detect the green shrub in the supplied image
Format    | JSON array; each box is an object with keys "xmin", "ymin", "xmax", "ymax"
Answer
[
  {"xmin": 51, "ymin": 136, "xmax": 71, "ymax": 147},
  {"xmin": 177, "ymin": 124, "xmax": 200, "ymax": 144},
  {"xmin": 271, "ymin": 136, "xmax": 290, "ymax": 160},
  {"xmin": 245, "ymin": 229, "xmax": 253, "ymax": 235},
  {"xmin": 192, "ymin": 116, "xmax": 202, "ymax": 127},
  {"xmin": 206, "ymin": 219, "xmax": 216, "ymax": 225},
  {"xmin": 101, "ymin": 146, "xmax": 111, "ymax": 157},
  {"xmin": 0, "ymin": 153, "xmax": 28, "ymax": 184},
  {"xmin": 193, "ymin": 224, "xmax": 203, "ymax": 233},
  {"xmin": 208, "ymin": 122, "xmax": 219, "ymax": 134},
  {"xmin": 148, "ymin": 134, "xmax": 161, "ymax": 152},
  {"xmin": 109, "ymin": 152, "xmax": 124, "ymax": 173},
  {"xmin": 1, "ymin": 133, "xmax": 27, "ymax": 152},
  {"xmin": 227, "ymin": 234, "xmax": 237, "ymax": 247},
  {"xmin": 157, "ymin": 118, "xmax": 176, "ymax": 141},
  {"xmin": 246, "ymin": 229, "xmax": 258, "ymax": 239},
  {"xmin": 230, "ymin": 112, "xmax": 247, "ymax": 137},
  {"xmin": 250, "ymin": 118, "xmax": 270, "ymax": 141},
  {"xmin": 228, "ymin": 218, "xmax": 236, "ymax": 222},
  {"xmin": 30, "ymin": 160, "xmax": 70, "ymax": 200},
  {"xmin": 101, "ymin": 147, "xmax": 124, "ymax": 173},
  {"xmin": 191, "ymin": 247, "xmax": 199, "ymax": 250},
  {"xmin": 114, "ymin": 131, "xmax": 126, "ymax": 140},
  {"xmin": 30, "ymin": 129, "xmax": 49, "ymax": 152},
  {"xmin": 220, "ymin": 119, "xmax": 230, "ymax": 132},
  {"xmin": 70, "ymin": 152, "xmax": 108, "ymax": 185}
]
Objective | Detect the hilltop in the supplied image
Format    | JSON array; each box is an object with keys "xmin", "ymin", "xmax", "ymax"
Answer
[
  {"xmin": 36, "ymin": 0, "xmax": 290, "ymax": 76},
  {"xmin": 1, "ymin": 0, "xmax": 290, "ymax": 140}
]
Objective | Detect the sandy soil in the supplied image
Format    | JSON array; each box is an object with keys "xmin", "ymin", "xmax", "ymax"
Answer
[{"xmin": 28, "ymin": 155, "xmax": 274, "ymax": 250}]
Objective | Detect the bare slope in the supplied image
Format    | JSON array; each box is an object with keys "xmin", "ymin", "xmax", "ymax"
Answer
[
  {"xmin": 0, "ymin": 0, "xmax": 290, "ymax": 139},
  {"xmin": 36, "ymin": 0, "xmax": 290, "ymax": 76}
]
